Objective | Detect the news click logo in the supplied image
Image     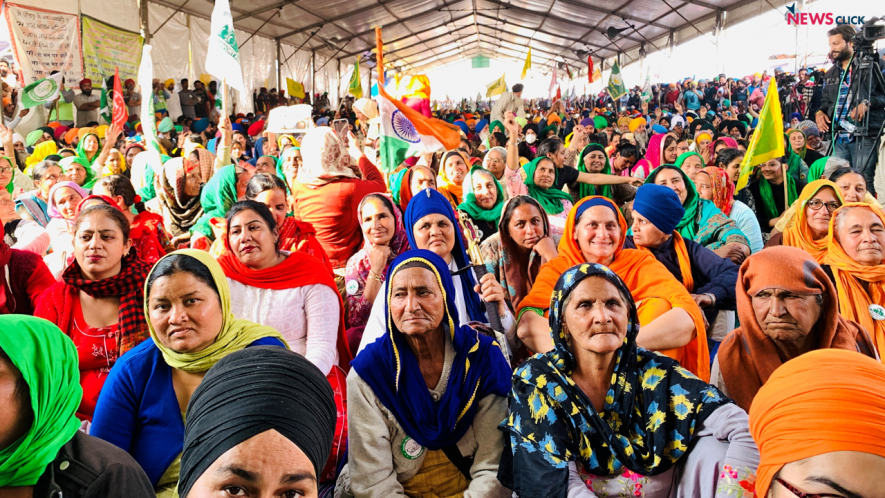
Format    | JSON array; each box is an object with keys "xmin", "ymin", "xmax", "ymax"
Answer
[{"xmin": 785, "ymin": 3, "xmax": 865, "ymax": 26}]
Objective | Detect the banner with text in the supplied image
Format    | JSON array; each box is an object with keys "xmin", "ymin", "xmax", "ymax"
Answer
[
  {"xmin": 5, "ymin": 4, "xmax": 83, "ymax": 84},
  {"xmin": 82, "ymin": 16, "xmax": 144, "ymax": 83}
]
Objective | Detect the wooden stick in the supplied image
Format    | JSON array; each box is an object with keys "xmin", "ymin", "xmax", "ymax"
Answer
[
  {"xmin": 783, "ymin": 163, "xmax": 789, "ymax": 209},
  {"xmin": 222, "ymin": 78, "xmax": 229, "ymax": 118}
]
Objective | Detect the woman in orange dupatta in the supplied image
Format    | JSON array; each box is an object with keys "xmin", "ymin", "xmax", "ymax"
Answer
[
  {"xmin": 515, "ymin": 196, "xmax": 709, "ymax": 380},
  {"xmin": 436, "ymin": 150, "xmax": 469, "ymax": 209},
  {"xmin": 773, "ymin": 179, "xmax": 843, "ymax": 263},
  {"xmin": 825, "ymin": 202, "xmax": 885, "ymax": 360}
]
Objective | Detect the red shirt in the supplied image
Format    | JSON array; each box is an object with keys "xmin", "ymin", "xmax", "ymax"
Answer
[
  {"xmin": 290, "ymin": 156, "xmax": 386, "ymax": 268},
  {"xmin": 71, "ymin": 296, "xmax": 119, "ymax": 421}
]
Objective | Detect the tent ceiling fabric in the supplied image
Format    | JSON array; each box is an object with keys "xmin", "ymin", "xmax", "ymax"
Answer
[{"xmin": 149, "ymin": 0, "xmax": 761, "ymax": 74}]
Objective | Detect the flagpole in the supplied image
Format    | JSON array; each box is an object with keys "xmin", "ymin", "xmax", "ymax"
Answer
[
  {"xmin": 783, "ymin": 163, "xmax": 789, "ymax": 210},
  {"xmin": 375, "ymin": 27, "xmax": 384, "ymax": 85},
  {"xmin": 222, "ymin": 78, "xmax": 229, "ymax": 119}
]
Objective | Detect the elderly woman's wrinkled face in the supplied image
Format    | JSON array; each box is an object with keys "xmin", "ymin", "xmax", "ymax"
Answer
[
  {"xmin": 106, "ymin": 150, "xmax": 123, "ymax": 174},
  {"xmin": 835, "ymin": 172, "xmax": 867, "ymax": 203},
  {"xmin": 182, "ymin": 160, "xmax": 203, "ymax": 198},
  {"xmin": 837, "ymin": 208, "xmax": 885, "ymax": 267},
  {"xmin": 148, "ymin": 271, "xmax": 225, "ymax": 354},
  {"xmin": 37, "ymin": 165, "xmax": 63, "ymax": 198},
  {"xmin": 66, "ymin": 162, "xmax": 88, "ymax": 186},
  {"xmin": 653, "ymin": 168, "xmax": 688, "ymax": 205},
  {"xmin": 0, "ymin": 352, "xmax": 32, "ymax": 453},
  {"xmin": 694, "ymin": 171, "xmax": 714, "ymax": 202},
  {"xmin": 631, "ymin": 209, "xmax": 669, "ymax": 249},
  {"xmin": 804, "ymin": 187, "xmax": 840, "ymax": 239},
  {"xmin": 508, "ymin": 203, "xmax": 545, "ymax": 251},
  {"xmin": 770, "ymin": 451, "xmax": 885, "ymax": 498},
  {"xmin": 444, "ymin": 155, "xmax": 468, "ymax": 186},
  {"xmin": 413, "ymin": 213, "xmax": 456, "ymax": 263},
  {"xmin": 679, "ymin": 154, "xmax": 704, "ymax": 182},
  {"xmin": 471, "ymin": 170, "xmax": 498, "ymax": 210},
  {"xmin": 697, "ymin": 137, "xmax": 712, "ymax": 150},
  {"xmin": 54, "ymin": 187, "xmax": 84, "ymax": 220},
  {"xmin": 583, "ymin": 150, "xmax": 607, "ymax": 173},
  {"xmin": 410, "ymin": 166, "xmax": 436, "ymax": 195},
  {"xmin": 485, "ymin": 149, "xmax": 505, "ymax": 178},
  {"xmin": 188, "ymin": 428, "xmax": 319, "ymax": 498},
  {"xmin": 575, "ymin": 206, "xmax": 620, "ymax": 265},
  {"xmin": 806, "ymin": 134, "xmax": 822, "ymax": 151},
  {"xmin": 751, "ymin": 288, "xmax": 822, "ymax": 344},
  {"xmin": 563, "ymin": 276, "xmax": 629, "ymax": 355},
  {"xmin": 390, "ymin": 267, "xmax": 445, "ymax": 337}
]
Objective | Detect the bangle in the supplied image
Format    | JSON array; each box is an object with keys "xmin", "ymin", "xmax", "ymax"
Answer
[{"xmin": 369, "ymin": 270, "xmax": 385, "ymax": 283}]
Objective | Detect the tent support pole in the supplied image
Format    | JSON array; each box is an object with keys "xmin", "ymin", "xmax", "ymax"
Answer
[
  {"xmin": 311, "ymin": 50, "xmax": 316, "ymax": 102},
  {"xmin": 276, "ymin": 39, "xmax": 282, "ymax": 94},
  {"xmin": 141, "ymin": 0, "xmax": 151, "ymax": 43}
]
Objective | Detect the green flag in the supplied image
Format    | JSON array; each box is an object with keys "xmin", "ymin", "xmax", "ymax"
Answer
[
  {"xmin": 99, "ymin": 75, "xmax": 112, "ymax": 124},
  {"xmin": 607, "ymin": 62, "xmax": 627, "ymax": 100},
  {"xmin": 21, "ymin": 73, "xmax": 63, "ymax": 109},
  {"xmin": 641, "ymin": 74, "xmax": 652, "ymax": 103},
  {"xmin": 349, "ymin": 58, "xmax": 363, "ymax": 99},
  {"xmin": 736, "ymin": 78, "xmax": 785, "ymax": 191}
]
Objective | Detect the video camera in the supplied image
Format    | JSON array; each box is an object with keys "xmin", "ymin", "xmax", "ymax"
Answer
[{"xmin": 855, "ymin": 17, "xmax": 885, "ymax": 45}]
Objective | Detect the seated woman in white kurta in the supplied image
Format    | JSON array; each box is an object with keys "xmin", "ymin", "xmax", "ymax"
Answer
[{"xmin": 217, "ymin": 200, "xmax": 351, "ymax": 375}]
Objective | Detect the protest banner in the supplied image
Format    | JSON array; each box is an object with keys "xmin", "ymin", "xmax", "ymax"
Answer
[
  {"xmin": 81, "ymin": 16, "xmax": 143, "ymax": 82},
  {"xmin": 4, "ymin": 4, "xmax": 82, "ymax": 83}
]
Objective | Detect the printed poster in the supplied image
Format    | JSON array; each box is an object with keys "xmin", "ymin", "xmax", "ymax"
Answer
[
  {"xmin": 81, "ymin": 16, "xmax": 144, "ymax": 83},
  {"xmin": 5, "ymin": 4, "xmax": 83, "ymax": 84}
]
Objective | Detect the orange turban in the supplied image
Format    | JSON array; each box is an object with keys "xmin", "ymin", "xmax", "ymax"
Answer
[
  {"xmin": 64, "ymin": 128, "xmax": 79, "ymax": 144},
  {"xmin": 750, "ymin": 349, "xmax": 885, "ymax": 497},
  {"xmin": 546, "ymin": 113, "xmax": 562, "ymax": 126}
]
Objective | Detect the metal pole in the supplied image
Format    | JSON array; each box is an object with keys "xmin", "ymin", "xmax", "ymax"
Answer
[
  {"xmin": 140, "ymin": 0, "xmax": 151, "ymax": 43},
  {"xmin": 276, "ymin": 39, "xmax": 282, "ymax": 94},
  {"xmin": 337, "ymin": 59, "xmax": 341, "ymax": 106},
  {"xmin": 310, "ymin": 50, "xmax": 316, "ymax": 103}
]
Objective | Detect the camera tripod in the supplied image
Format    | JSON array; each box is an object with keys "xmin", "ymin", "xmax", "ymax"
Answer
[{"xmin": 838, "ymin": 39, "xmax": 885, "ymax": 175}]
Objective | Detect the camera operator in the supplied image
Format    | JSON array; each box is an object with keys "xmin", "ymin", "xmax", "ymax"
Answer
[{"xmin": 816, "ymin": 25, "xmax": 885, "ymax": 194}]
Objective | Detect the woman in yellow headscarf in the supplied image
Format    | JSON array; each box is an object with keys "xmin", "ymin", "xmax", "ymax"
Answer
[
  {"xmin": 825, "ymin": 202, "xmax": 885, "ymax": 360},
  {"xmin": 436, "ymin": 149, "xmax": 470, "ymax": 208},
  {"xmin": 90, "ymin": 250, "xmax": 287, "ymax": 496},
  {"xmin": 768, "ymin": 179, "xmax": 843, "ymax": 262}
]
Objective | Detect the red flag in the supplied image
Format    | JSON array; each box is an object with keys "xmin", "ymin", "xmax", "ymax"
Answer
[
  {"xmin": 588, "ymin": 55, "xmax": 594, "ymax": 83},
  {"xmin": 112, "ymin": 67, "xmax": 128, "ymax": 129},
  {"xmin": 556, "ymin": 86, "xmax": 561, "ymax": 100}
]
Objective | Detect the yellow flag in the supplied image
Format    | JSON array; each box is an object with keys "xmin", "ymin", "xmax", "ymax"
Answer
[
  {"xmin": 348, "ymin": 58, "xmax": 363, "ymax": 99},
  {"xmin": 736, "ymin": 78, "xmax": 785, "ymax": 191},
  {"xmin": 521, "ymin": 48, "xmax": 532, "ymax": 80},
  {"xmin": 286, "ymin": 78, "xmax": 305, "ymax": 99},
  {"xmin": 486, "ymin": 73, "xmax": 507, "ymax": 98},
  {"xmin": 199, "ymin": 73, "xmax": 212, "ymax": 86}
]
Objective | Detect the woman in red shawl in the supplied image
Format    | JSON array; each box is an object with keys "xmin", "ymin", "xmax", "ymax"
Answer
[
  {"xmin": 35, "ymin": 202, "xmax": 152, "ymax": 421},
  {"xmin": 0, "ymin": 222, "xmax": 55, "ymax": 315},
  {"xmin": 93, "ymin": 175, "xmax": 172, "ymax": 264},
  {"xmin": 245, "ymin": 173, "xmax": 332, "ymax": 273}
]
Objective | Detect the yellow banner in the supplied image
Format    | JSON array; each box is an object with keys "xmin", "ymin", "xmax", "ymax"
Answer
[{"xmin": 81, "ymin": 16, "xmax": 143, "ymax": 82}]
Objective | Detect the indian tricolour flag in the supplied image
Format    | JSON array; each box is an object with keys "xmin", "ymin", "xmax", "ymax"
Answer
[{"xmin": 376, "ymin": 84, "xmax": 460, "ymax": 174}]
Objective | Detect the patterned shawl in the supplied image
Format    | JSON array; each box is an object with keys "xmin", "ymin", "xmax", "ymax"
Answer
[
  {"xmin": 499, "ymin": 263, "xmax": 731, "ymax": 496},
  {"xmin": 297, "ymin": 128, "xmax": 358, "ymax": 188},
  {"xmin": 157, "ymin": 157, "xmax": 204, "ymax": 237}
]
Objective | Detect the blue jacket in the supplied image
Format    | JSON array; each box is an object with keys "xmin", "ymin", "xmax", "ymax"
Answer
[
  {"xmin": 90, "ymin": 336, "xmax": 285, "ymax": 486},
  {"xmin": 625, "ymin": 235, "xmax": 738, "ymax": 323}
]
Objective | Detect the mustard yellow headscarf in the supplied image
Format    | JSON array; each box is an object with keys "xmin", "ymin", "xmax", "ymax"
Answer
[{"xmin": 144, "ymin": 249, "xmax": 288, "ymax": 373}]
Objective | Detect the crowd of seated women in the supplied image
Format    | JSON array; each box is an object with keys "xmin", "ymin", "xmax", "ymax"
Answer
[{"xmin": 3, "ymin": 105, "xmax": 885, "ymax": 498}]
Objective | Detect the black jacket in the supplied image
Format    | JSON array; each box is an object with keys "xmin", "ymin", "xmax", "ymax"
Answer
[
  {"xmin": 818, "ymin": 57, "xmax": 885, "ymax": 131},
  {"xmin": 33, "ymin": 431, "xmax": 154, "ymax": 498}
]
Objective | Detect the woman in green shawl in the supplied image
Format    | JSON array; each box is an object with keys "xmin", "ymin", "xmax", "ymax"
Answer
[
  {"xmin": 276, "ymin": 146, "xmax": 301, "ymax": 189},
  {"xmin": 76, "ymin": 124, "xmax": 122, "ymax": 171},
  {"xmin": 191, "ymin": 164, "xmax": 253, "ymax": 245},
  {"xmin": 747, "ymin": 154, "xmax": 806, "ymax": 238},
  {"xmin": 786, "ymin": 128, "xmax": 824, "ymax": 172},
  {"xmin": 59, "ymin": 156, "xmax": 97, "ymax": 189},
  {"xmin": 509, "ymin": 157, "xmax": 574, "ymax": 235},
  {"xmin": 646, "ymin": 165, "xmax": 751, "ymax": 263},
  {"xmin": 457, "ymin": 165, "xmax": 504, "ymax": 242},
  {"xmin": 0, "ymin": 315, "xmax": 154, "ymax": 496},
  {"xmin": 673, "ymin": 150, "xmax": 706, "ymax": 182},
  {"xmin": 0, "ymin": 155, "xmax": 15, "ymax": 195},
  {"xmin": 574, "ymin": 143, "xmax": 614, "ymax": 201}
]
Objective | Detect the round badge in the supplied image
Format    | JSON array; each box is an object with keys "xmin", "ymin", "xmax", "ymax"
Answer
[
  {"xmin": 345, "ymin": 279, "xmax": 359, "ymax": 296},
  {"xmin": 400, "ymin": 437, "xmax": 424, "ymax": 460},
  {"xmin": 870, "ymin": 304, "xmax": 885, "ymax": 321}
]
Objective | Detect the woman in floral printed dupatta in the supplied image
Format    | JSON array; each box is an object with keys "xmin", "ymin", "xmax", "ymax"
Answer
[{"xmin": 498, "ymin": 263, "xmax": 759, "ymax": 497}]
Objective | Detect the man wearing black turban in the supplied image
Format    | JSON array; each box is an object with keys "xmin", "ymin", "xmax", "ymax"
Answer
[{"xmin": 177, "ymin": 347, "xmax": 337, "ymax": 498}]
